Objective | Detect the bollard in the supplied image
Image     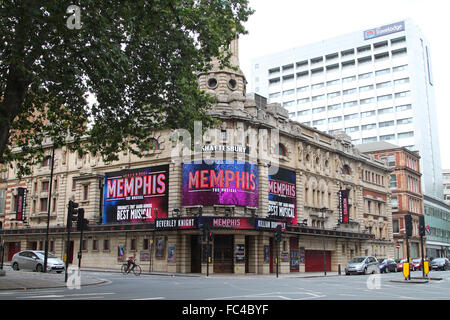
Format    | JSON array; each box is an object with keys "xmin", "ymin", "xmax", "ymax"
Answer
[{"xmin": 338, "ymin": 264, "xmax": 341, "ymax": 275}]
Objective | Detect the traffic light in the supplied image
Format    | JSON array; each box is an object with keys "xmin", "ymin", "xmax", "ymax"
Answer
[
  {"xmin": 404, "ymin": 214, "xmax": 412, "ymax": 237},
  {"xmin": 418, "ymin": 215, "xmax": 425, "ymax": 236},
  {"xmin": 274, "ymin": 224, "xmax": 282, "ymax": 242},
  {"xmin": 76, "ymin": 208, "xmax": 89, "ymax": 232},
  {"xmin": 208, "ymin": 230, "xmax": 213, "ymax": 242},
  {"xmin": 67, "ymin": 200, "xmax": 79, "ymax": 228}
]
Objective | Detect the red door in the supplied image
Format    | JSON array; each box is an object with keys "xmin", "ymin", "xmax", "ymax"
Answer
[
  {"xmin": 7, "ymin": 242, "xmax": 21, "ymax": 261},
  {"xmin": 305, "ymin": 250, "xmax": 331, "ymax": 272}
]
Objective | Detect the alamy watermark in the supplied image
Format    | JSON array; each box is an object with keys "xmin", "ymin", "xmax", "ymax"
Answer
[
  {"xmin": 66, "ymin": 266, "xmax": 81, "ymax": 290},
  {"xmin": 66, "ymin": 5, "xmax": 82, "ymax": 30}
]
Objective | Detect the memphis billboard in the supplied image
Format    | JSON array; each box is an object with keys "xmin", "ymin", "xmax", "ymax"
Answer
[
  {"xmin": 182, "ymin": 160, "xmax": 258, "ymax": 207},
  {"xmin": 268, "ymin": 167, "xmax": 297, "ymax": 225},
  {"xmin": 102, "ymin": 165, "xmax": 169, "ymax": 224}
]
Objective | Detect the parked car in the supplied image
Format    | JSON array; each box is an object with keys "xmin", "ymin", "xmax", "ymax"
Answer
[
  {"xmin": 11, "ymin": 250, "xmax": 65, "ymax": 273},
  {"xmin": 430, "ymin": 257, "xmax": 450, "ymax": 271},
  {"xmin": 411, "ymin": 258, "xmax": 426, "ymax": 271},
  {"xmin": 394, "ymin": 258, "xmax": 413, "ymax": 272},
  {"xmin": 345, "ymin": 256, "xmax": 380, "ymax": 275},
  {"xmin": 377, "ymin": 258, "xmax": 397, "ymax": 273}
]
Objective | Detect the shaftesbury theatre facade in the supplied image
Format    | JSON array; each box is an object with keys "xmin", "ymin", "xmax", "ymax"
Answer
[{"xmin": 0, "ymin": 40, "xmax": 394, "ymax": 274}]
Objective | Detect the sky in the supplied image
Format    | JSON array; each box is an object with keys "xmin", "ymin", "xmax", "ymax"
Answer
[{"xmin": 239, "ymin": 0, "xmax": 450, "ymax": 169}]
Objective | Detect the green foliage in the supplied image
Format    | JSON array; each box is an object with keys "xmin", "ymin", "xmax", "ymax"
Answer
[{"xmin": 0, "ymin": 0, "xmax": 253, "ymax": 177}]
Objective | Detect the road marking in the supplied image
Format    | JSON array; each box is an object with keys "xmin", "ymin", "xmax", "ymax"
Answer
[
  {"xmin": 133, "ymin": 297, "xmax": 165, "ymax": 300},
  {"xmin": 21, "ymin": 292, "xmax": 116, "ymax": 299}
]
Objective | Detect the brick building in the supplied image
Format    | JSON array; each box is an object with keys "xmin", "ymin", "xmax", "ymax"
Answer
[{"xmin": 358, "ymin": 141, "xmax": 425, "ymax": 259}]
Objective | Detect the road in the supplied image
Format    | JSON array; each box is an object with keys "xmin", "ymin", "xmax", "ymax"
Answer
[{"xmin": 1, "ymin": 270, "xmax": 450, "ymax": 301}]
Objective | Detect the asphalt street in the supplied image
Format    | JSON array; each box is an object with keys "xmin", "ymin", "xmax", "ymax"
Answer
[{"xmin": 0, "ymin": 269, "xmax": 449, "ymax": 300}]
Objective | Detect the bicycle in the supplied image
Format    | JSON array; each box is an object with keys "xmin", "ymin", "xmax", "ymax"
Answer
[{"xmin": 121, "ymin": 259, "xmax": 142, "ymax": 276}]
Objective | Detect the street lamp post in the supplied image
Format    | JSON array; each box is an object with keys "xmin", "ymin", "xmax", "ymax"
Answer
[
  {"xmin": 43, "ymin": 147, "xmax": 55, "ymax": 273},
  {"xmin": 320, "ymin": 207, "xmax": 328, "ymax": 276}
]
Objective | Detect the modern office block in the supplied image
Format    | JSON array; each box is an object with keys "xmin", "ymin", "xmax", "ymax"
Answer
[{"xmin": 250, "ymin": 19, "xmax": 443, "ymax": 200}]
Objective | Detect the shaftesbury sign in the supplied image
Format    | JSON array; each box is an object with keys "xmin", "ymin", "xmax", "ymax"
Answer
[
  {"xmin": 364, "ymin": 21, "xmax": 405, "ymax": 40},
  {"xmin": 338, "ymin": 190, "xmax": 349, "ymax": 224}
]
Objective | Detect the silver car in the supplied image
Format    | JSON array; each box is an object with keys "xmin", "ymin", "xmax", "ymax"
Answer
[
  {"xmin": 345, "ymin": 256, "xmax": 380, "ymax": 275},
  {"xmin": 11, "ymin": 250, "xmax": 65, "ymax": 273}
]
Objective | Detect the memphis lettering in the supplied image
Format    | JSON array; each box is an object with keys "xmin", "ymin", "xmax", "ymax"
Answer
[
  {"xmin": 268, "ymin": 180, "xmax": 296, "ymax": 197},
  {"xmin": 188, "ymin": 169, "xmax": 256, "ymax": 191},
  {"xmin": 106, "ymin": 173, "xmax": 166, "ymax": 199}
]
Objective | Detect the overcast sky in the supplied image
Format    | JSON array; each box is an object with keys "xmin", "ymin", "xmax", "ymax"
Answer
[{"xmin": 239, "ymin": 0, "xmax": 450, "ymax": 169}]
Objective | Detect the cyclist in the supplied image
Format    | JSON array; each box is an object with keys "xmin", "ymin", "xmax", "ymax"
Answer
[{"xmin": 126, "ymin": 254, "xmax": 137, "ymax": 274}]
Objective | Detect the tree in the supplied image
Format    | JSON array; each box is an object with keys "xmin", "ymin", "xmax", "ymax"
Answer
[{"xmin": 0, "ymin": 0, "xmax": 253, "ymax": 176}]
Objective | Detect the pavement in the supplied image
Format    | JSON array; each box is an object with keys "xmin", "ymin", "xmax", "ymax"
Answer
[{"xmin": 0, "ymin": 263, "xmax": 340, "ymax": 290}]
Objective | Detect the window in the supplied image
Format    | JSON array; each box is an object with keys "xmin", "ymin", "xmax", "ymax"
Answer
[
  {"xmin": 282, "ymin": 74, "xmax": 294, "ymax": 81},
  {"xmin": 296, "ymin": 60, "xmax": 308, "ymax": 68},
  {"xmin": 342, "ymin": 76, "xmax": 356, "ymax": 83},
  {"xmin": 103, "ymin": 239, "xmax": 110, "ymax": 251},
  {"xmin": 311, "ymin": 67, "xmax": 324, "ymax": 75},
  {"xmin": 283, "ymin": 100, "xmax": 295, "ymax": 107},
  {"xmin": 312, "ymin": 119, "xmax": 325, "ymax": 126},
  {"xmin": 343, "ymin": 101, "xmax": 357, "ymax": 108},
  {"xmin": 326, "ymin": 64, "xmax": 339, "ymax": 71},
  {"xmin": 395, "ymin": 91, "xmax": 410, "ymax": 98},
  {"xmin": 362, "ymin": 137, "xmax": 377, "ymax": 143},
  {"xmin": 282, "ymin": 63, "xmax": 294, "ymax": 71},
  {"xmin": 326, "ymin": 79, "xmax": 340, "ymax": 86},
  {"xmin": 43, "ymin": 156, "xmax": 52, "ymax": 167},
  {"xmin": 40, "ymin": 198, "xmax": 48, "ymax": 212},
  {"xmin": 312, "ymin": 106, "xmax": 325, "ymax": 114},
  {"xmin": 388, "ymin": 155, "xmax": 396, "ymax": 167},
  {"xmin": 312, "ymin": 94, "xmax": 324, "ymax": 101},
  {"xmin": 380, "ymin": 134, "xmax": 395, "ymax": 141},
  {"xmin": 341, "ymin": 49, "xmax": 355, "ymax": 56},
  {"xmin": 131, "ymin": 239, "xmax": 137, "ymax": 251},
  {"xmin": 376, "ymin": 81, "xmax": 392, "ymax": 89},
  {"xmin": 297, "ymin": 97, "xmax": 310, "ymax": 104},
  {"xmin": 343, "ymin": 88, "xmax": 357, "ymax": 95},
  {"xmin": 398, "ymin": 131, "xmax": 414, "ymax": 139},
  {"xmin": 297, "ymin": 86, "xmax": 308, "ymax": 92},
  {"xmin": 377, "ymin": 94, "xmax": 392, "ymax": 102},
  {"xmin": 360, "ymin": 97, "xmax": 375, "ymax": 105},
  {"xmin": 357, "ymin": 45, "xmax": 371, "ymax": 53},
  {"xmin": 42, "ymin": 181, "xmax": 49, "ymax": 192},
  {"xmin": 328, "ymin": 103, "xmax": 341, "ymax": 111},
  {"xmin": 391, "ymin": 36, "xmax": 406, "ymax": 45},
  {"xmin": 394, "ymin": 78, "xmax": 410, "ymax": 85},
  {"xmin": 358, "ymin": 56, "xmax": 372, "ymax": 64},
  {"xmin": 83, "ymin": 185, "xmax": 89, "ymax": 201},
  {"xmin": 374, "ymin": 40, "xmax": 388, "ymax": 49},
  {"xmin": 345, "ymin": 126, "xmax": 359, "ymax": 133},
  {"xmin": 341, "ymin": 60, "xmax": 355, "ymax": 68},
  {"xmin": 277, "ymin": 144, "xmax": 287, "ymax": 156},
  {"xmin": 311, "ymin": 57, "xmax": 323, "ymax": 64},
  {"xmin": 396, "ymin": 104, "xmax": 412, "ymax": 112},
  {"xmin": 82, "ymin": 239, "xmax": 87, "ymax": 251},
  {"xmin": 379, "ymin": 120, "xmax": 394, "ymax": 128},
  {"xmin": 269, "ymin": 92, "xmax": 281, "ymax": 98},
  {"xmin": 268, "ymin": 67, "xmax": 280, "ymax": 74},
  {"xmin": 342, "ymin": 165, "xmax": 351, "ymax": 175},
  {"xmin": 328, "ymin": 116, "xmax": 342, "ymax": 123},
  {"xmin": 390, "ymin": 174, "xmax": 397, "ymax": 189},
  {"xmin": 393, "ymin": 65, "xmax": 408, "ymax": 72},
  {"xmin": 375, "ymin": 68, "xmax": 390, "ymax": 76},
  {"xmin": 374, "ymin": 52, "xmax": 389, "ymax": 60},
  {"xmin": 397, "ymin": 118, "xmax": 413, "ymax": 125},
  {"xmin": 361, "ymin": 123, "xmax": 376, "ymax": 130},
  {"xmin": 298, "ymin": 109, "xmax": 310, "ymax": 116},
  {"xmin": 221, "ymin": 130, "xmax": 227, "ymax": 140},
  {"xmin": 311, "ymin": 83, "xmax": 324, "ymax": 89},
  {"xmin": 359, "ymin": 72, "xmax": 373, "ymax": 79},
  {"xmin": 297, "ymin": 71, "xmax": 309, "ymax": 78},
  {"xmin": 269, "ymin": 77, "xmax": 281, "ymax": 84},
  {"xmin": 392, "ymin": 197, "xmax": 398, "ymax": 209},
  {"xmin": 361, "ymin": 111, "xmax": 376, "ymax": 118},
  {"xmin": 392, "ymin": 48, "xmax": 407, "ymax": 56},
  {"xmin": 359, "ymin": 85, "xmax": 374, "ymax": 92},
  {"xmin": 378, "ymin": 107, "xmax": 394, "ymax": 114},
  {"xmin": 327, "ymin": 91, "xmax": 341, "ymax": 99},
  {"xmin": 92, "ymin": 239, "xmax": 98, "ymax": 251},
  {"xmin": 344, "ymin": 113, "xmax": 358, "ymax": 120},
  {"xmin": 325, "ymin": 53, "xmax": 338, "ymax": 60},
  {"xmin": 143, "ymin": 239, "xmax": 149, "ymax": 250}
]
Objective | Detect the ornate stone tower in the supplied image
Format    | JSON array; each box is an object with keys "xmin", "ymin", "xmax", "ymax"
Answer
[{"xmin": 198, "ymin": 37, "xmax": 247, "ymax": 113}]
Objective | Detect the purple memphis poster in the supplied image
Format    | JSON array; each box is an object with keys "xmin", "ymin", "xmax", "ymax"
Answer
[{"xmin": 182, "ymin": 161, "xmax": 259, "ymax": 207}]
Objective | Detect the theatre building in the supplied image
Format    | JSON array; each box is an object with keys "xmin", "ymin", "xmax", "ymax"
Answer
[{"xmin": 0, "ymin": 40, "xmax": 394, "ymax": 274}]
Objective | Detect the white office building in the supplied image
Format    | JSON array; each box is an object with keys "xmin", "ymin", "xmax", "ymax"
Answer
[{"xmin": 250, "ymin": 19, "xmax": 443, "ymax": 200}]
